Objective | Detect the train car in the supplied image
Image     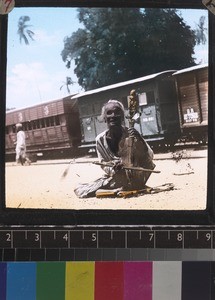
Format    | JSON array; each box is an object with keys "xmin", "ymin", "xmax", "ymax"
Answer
[
  {"xmin": 5, "ymin": 65, "xmax": 208, "ymax": 160},
  {"xmin": 71, "ymin": 70, "xmax": 181, "ymax": 150},
  {"xmin": 5, "ymin": 95, "xmax": 81, "ymax": 160},
  {"xmin": 173, "ymin": 64, "xmax": 208, "ymax": 144}
]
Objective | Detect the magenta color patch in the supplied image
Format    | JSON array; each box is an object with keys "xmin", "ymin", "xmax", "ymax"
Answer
[{"xmin": 124, "ymin": 262, "xmax": 152, "ymax": 300}]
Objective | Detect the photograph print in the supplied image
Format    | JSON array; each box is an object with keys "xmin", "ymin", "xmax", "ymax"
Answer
[{"xmin": 5, "ymin": 7, "xmax": 209, "ymax": 211}]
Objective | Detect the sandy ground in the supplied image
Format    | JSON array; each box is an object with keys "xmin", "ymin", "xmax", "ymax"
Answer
[{"xmin": 5, "ymin": 147, "xmax": 207, "ymax": 210}]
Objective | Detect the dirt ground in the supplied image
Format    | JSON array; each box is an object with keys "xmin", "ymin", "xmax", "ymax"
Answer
[{"xmin": 5, "ymin": 147, "xmax": 207, "ymax": 210}]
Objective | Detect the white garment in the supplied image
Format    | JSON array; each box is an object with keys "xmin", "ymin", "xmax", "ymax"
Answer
[
  {"xmin": 95, "ymin": 126, "xmax": 155, "ymax": 188},
  {"xmin": 15, "ymin": 130, "xmax": 26, "ymax": 160}
]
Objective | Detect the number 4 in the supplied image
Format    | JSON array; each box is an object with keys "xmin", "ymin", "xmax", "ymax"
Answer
[{"xmin": 63, "ymin": 233, "xmax": 68, "ymax": 241}]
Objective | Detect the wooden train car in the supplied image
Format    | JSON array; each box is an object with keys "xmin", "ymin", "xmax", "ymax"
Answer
[
  {"xmin": 5, "ymin": 65, "xmax": 208, "ymax": 160},
  {"xmin": 71, "ymin": 70, "xmax": 181, "ymax": 149},
  {"xmin": 5, "ymin": 95, "xmax": 81, "ymax": 159},
  {"xmin": 173, "ymin": 64, "xmax": 208, "ymax": 144}
]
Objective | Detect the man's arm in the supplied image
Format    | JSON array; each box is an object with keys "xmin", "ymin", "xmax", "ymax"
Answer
[
  {"xmin": 96, "ymin": 135, "xmax": 123, "ymax": 176},
  {"xmin": 127, "ymin": 127, "xmax": 154, "ymax": 159}
]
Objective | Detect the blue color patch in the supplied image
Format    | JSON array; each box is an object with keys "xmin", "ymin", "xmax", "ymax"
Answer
[{"xmin": 6, "ymin": 262, "xmax": 36, "ymax": 300}]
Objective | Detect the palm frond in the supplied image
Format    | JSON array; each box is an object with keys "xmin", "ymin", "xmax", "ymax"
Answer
[{"xmin": 17, "ymin": 16, "xmax": 35, "ymax": 45}]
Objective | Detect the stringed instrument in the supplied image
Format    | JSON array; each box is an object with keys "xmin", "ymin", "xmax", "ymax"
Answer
[{"xmin": 118, "ymin": 89, "xmax": 156, "ymax": 189}]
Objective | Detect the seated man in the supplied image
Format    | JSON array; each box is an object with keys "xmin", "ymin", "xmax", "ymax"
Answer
[{"xmin": 74, "ymin": 99, "xmax": 155, "ymax": 198}]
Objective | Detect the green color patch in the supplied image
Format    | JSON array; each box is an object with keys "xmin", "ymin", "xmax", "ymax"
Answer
[{"xmin": 36, "ymin": 262, "xmax": 65, "ymax": 300}]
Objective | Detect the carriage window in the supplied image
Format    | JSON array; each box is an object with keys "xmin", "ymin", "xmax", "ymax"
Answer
[
  {"xmin": 45, "ymin": 118, "xmax": 50, "ymax": 127},
  {"xmin": 138, "ymin": 93, "xmax": 147, "ymax": 106},
  {"xmin": 27, "ymin": 122, "xmax": 32, "ymax": 130},
  {"xmin": 60, "ymin": 115, "xmax": 66, "ymax": 125},
  {"xmin": 41, "ymin": 119, "xmax": 45, "ymax": 128},
  {"xmin": 146, "ymin": 91, "xmax": 155, "ymax": 104},
  {"xmin": 49, "ymin": 116, "xmax": 54, "ymax": 126},
  {"xmin": 22, "ymin": 123, "xmax": 27, "ymax": 131},
  {"xmin": 55, "ymin": 115, "xmax": 60, "ymax": 125},
  {"xmin": 32, "ymin": 120, "xmax": 37, "ymax": 129}
]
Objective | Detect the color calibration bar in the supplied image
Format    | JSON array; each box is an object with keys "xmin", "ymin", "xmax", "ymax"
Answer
[{"xmin": 0, "ymin": 261, "xmax": 215, "ymax": 300}]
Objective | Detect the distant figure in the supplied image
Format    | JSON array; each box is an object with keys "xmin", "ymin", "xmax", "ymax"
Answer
[{"xmin": 15, "ymin": 123, "xmax": 31, "ymax": 165}]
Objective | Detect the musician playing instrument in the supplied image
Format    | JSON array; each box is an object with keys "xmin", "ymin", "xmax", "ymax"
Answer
[
  {"xmin": 96, "ymin": 99, "xmax": 155, "ymax": 190},
  {"xmin": 74, "ymin": 99, "xmax": 155, "ymax": 198}
]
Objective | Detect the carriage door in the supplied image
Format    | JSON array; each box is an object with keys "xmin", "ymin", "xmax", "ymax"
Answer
[
  {"xmin": 138, "ymin": 92, "xmax": 159, "ymax": 137},
  {"xmin": 79, "ymin": 100, "xmax": 96, "ymax": 143},
  {"xmin": 81, "ymin": 117, "xmax": 96, "ymax": 143},
  {"xmin": 95, "ymin": 115, "xmax": 106, "ymax": 136},
  {"xmin": 94, "ymin": 100, "xmax": 107, "ymax": 137}
]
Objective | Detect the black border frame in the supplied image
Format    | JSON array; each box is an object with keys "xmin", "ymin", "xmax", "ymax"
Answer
[{"xmin": 0, "ymin": 0, "xmax": 214, "ymax": 226}]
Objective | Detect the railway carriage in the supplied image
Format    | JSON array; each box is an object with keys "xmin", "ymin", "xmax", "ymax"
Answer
[
  {"xmin": 173, "ymin": 64, "xmax": 208, "ymax": 144},
  {"xmin": 5, "ymin": 64, "xmax": 208, "ymax": 160},
  {"xmin": 5, "ymin": 96, "xmax": 81, "ymax": 159},
  {"xmin": 72, "ymin": 70, "xmax": 181, "ymax": 150}
]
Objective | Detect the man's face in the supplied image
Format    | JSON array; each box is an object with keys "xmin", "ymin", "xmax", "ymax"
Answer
[{"xmin": 105, "ymin": 103, "xmax": 123, "ymax": 128}]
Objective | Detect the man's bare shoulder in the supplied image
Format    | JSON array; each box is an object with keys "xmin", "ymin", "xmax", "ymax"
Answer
[{"xmin": 95, "ymin": 130, "xmax": 107, "ymax": 142}]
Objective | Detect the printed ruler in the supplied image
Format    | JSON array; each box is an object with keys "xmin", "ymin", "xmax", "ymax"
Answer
[{"xmin": 0, "ymin": 227, "xmax": 214, "ymax": 249}]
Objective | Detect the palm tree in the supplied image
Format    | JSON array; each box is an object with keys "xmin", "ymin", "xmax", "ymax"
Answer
[
  {"xmin": 17, "ymin": 16, "xmax": 35, "ymax": 45},
  {"xmin": 60, "ymin": 77, "xmax": 76, "ymax": 94},
  {"xmin": 195, "ymin": 16, "xmax": 207, "ymax": 45}
]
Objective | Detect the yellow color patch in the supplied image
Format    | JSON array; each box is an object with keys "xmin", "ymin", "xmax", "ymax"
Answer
[{"xmin": 65, "ymin": 262, "xmax": 95, "ymax": 300}]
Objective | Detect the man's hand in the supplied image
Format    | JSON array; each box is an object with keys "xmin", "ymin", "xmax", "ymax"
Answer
[
  {"xmin": 113, "ymin": 160, "xmax": 124, "ymax": 172},
  {"xmin": 128, "ymin": 127, "xmax": 141, "ymax": 138},
  {"xmin": 127, "ymin": 128, "xmax": 148, "ymax": 152}
]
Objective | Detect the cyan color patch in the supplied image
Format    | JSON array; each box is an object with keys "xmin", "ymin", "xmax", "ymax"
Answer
[{"xmin": 6, "ymin": 262, "xmax": 36, "ymax": 300}]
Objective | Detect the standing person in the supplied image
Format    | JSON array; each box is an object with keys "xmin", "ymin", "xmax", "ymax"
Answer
[
  {"xmin": 15, "ymin": 123, "xmax": 31, "ymax": 165},
  {"xmin": 74, "ymin": 100, "xmax": 155, "ymax": 198}
]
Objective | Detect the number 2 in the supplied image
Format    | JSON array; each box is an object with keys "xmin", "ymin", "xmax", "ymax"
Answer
[{"xmin": 6, "ymin": 233, "xmax": 11, "ymax": 242}]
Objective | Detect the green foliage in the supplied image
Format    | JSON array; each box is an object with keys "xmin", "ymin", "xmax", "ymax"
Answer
[
  {"xmin": 61, "ymin": 8, "xmax": 197, "ymax": 91},
  {"xmin": 141, "ymin": 9, "xmax": 196, "ymax": 74}
]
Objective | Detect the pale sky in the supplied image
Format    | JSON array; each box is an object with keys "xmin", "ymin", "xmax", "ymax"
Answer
[{"xmin": 6, "ymin": 7, "xmax": 208, "ymax": 109}]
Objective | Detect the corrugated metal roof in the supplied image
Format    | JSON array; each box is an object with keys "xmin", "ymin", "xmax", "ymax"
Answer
[
  {"xmin": 173, "ymin": 63, "xmax": 208, "ymax": 76},
  {"xmin": 71, "ymin": 70, "xmax": 176, "ymax": 99}
]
